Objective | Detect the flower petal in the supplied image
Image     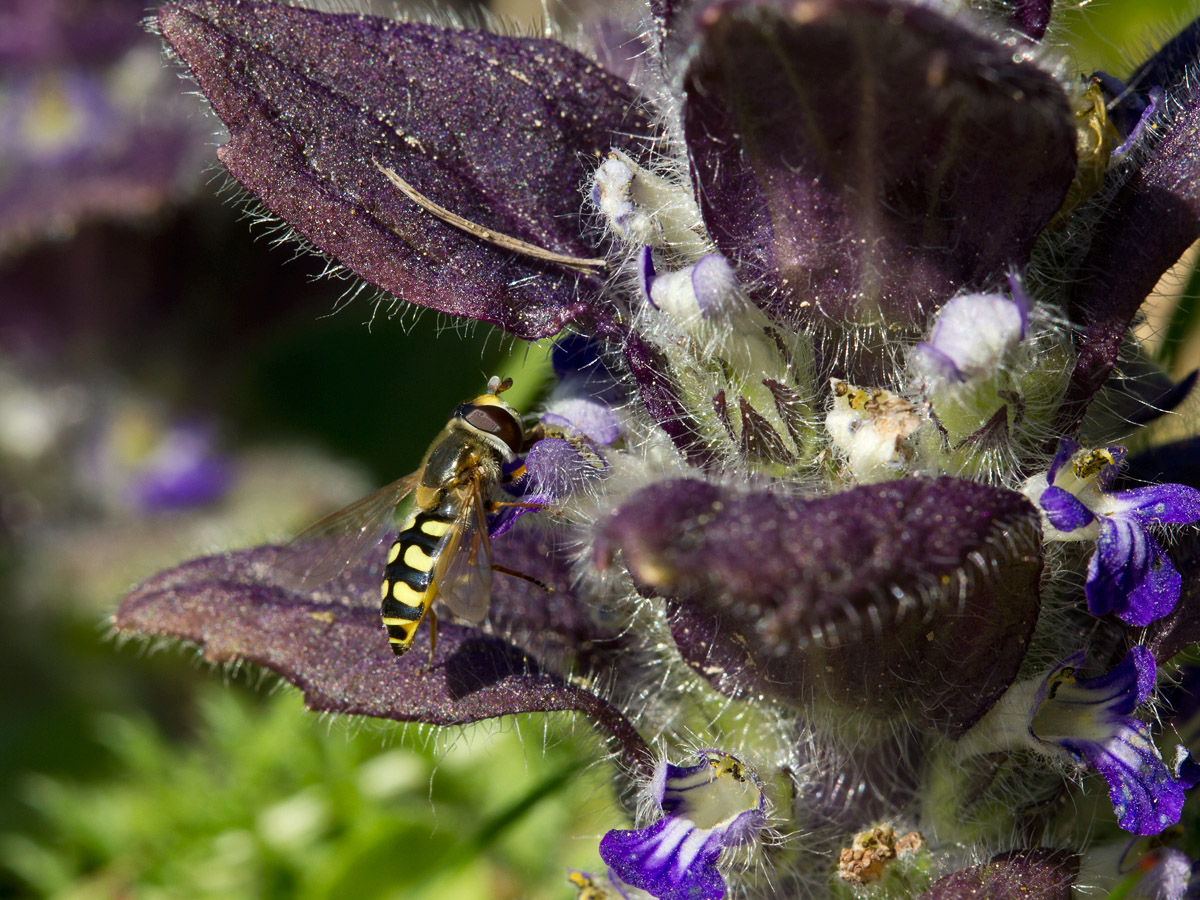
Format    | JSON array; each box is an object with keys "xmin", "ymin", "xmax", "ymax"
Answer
[
  {"xmin": 1067, "ymin": 719, "xmax": 1186, "ymax": 835},
  {"xmin": 1032, "ymin": 647, "xmax": 1185, "ymax": 835},
  {"xmin": 114, "ymin": 534, "xmax": 650, "ymax": 772},
  {"xmin": 1088, "ymin": 518, "xmax": 1182, "ymax": 626},
  {"xmin": 1128, "ymin": 848, "xmax": 1195, "ymax": 900},
  {"xmin": 1106, "ymin": 482, "xmax": 1200, "ymax": 526},
  {"xmin": 596, "ymin": 477, "xmax": 1043, "ymax": 735},
  {"xmin": 913, "ymin": 291, "xmax": 1026, "ymax": 383},
  {"xmin": 157, "ymin": 0, "xmax": 652, "ymax": 339},
  {"xmin": 683, "ymin": 0, "xmax": 1076, "ymax": 328},
  {"xmin": 600, "ymin": 751, "xmax": 765, "ymax": 900},
  {"xmin": 519, "ymin": 437, "xmax": 605, "ymax": 498},
  {"xmin": 917, "ymin": 849, "xmax": 1079, "ymax": 900},
  {"xmin": 1047, "ymin": 438, "xmax": 1081, "ymax": 485},
  {"xmin": 1039, "ymin": 485, "xmax": 1096, "ymax": 533},
  {"xmin": 601, "ymin": 818, "xmax": 725, "ymax": 900}
]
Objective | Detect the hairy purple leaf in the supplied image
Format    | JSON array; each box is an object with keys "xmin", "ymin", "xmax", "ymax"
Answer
[
  {"xmin": 1060, "ymin": 39, "xmax": 1200, "ymax": 431},
  {"xmin": 917, "ymin": 849, "xmax": 1079, "ymax": 900},
  {"xmin": 158, "ymin": 0, "xmax": 653, "ymax": 339},
  {"xmin": 1144, "ymin": 534, "xmax": 1200, "ymax": 664},
  {"xmin": 1009, "ymin": 0, "xmax": 1052, "ymax": 40},
  {"xmin": 114, "ymin": 534, "xmax": 650, "ymax": 773},
  {"xmin": 596, "ymin": 477, "xmax": 1043, "ymax": 735},
  {"xmin": 683, "ymin": 0, "xmax": 1076, "ymax": 329},
  {"xmin": 1128, "ymin": 17, "xmax": 1200, "ymax": 95}
]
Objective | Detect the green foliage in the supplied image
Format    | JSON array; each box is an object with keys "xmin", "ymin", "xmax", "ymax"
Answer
[
  {"xmin": 1158, "ymin": 260, "xmax": 1200, "ymax": 373},
  {"xmin": 0, "ymin": 684, "xmax": 616, "ymax": 900}
]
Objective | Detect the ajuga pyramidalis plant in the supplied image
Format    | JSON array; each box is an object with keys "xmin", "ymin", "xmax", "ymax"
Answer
[{"xmin": 116, "ymin": 1, "xmax": 1200, "ymax": 897}]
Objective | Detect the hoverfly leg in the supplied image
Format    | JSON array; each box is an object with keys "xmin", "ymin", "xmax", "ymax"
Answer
[
  {"xmin": 420, "ymin": 606, "xmax": 439, "ymax": 674},
  {"xmin": 520, "ymin": 422, "xmax": 547, "ymax": 451},
  {"xmin": 490, "ymin": 499, "xmax": 548, "ymax": 512},
  {"xmin": 491, "ymin": 564, "xmax": 552, "ymax": 593}
]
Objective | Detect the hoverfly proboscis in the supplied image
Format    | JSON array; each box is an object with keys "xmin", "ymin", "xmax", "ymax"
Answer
[{"xmin": 273, "ymin": 376, "xmax": 545, "ymax": 664}]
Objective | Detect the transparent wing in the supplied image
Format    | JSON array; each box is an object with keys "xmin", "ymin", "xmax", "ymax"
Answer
[
  {"xmin": 430, "ymin": 482, "xmax": 493, "ymax": 624},
  {"xmin": 273, "ymin": 472, "xmax": 421, "ymax": 590}
]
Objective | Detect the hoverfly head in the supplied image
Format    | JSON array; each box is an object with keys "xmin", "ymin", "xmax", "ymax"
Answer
[{"xmin": 456, "ymin": 378, "xmax": 524, "ymax": 456}]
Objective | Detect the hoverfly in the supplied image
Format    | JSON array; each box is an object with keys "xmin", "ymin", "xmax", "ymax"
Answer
[{"xmin": 275, "ymin": 376, "xmax": 540, "ymax": 663}]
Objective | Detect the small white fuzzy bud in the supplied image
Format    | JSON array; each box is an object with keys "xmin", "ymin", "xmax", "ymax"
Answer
[
  {"xmin": 650, "ymin": 255, "xmax": 790, "ymax": 380},
  {"xmin": 590, "ymin": 149, "xmax": 708, "ymax": 255},
  {"xmin": 592, "ymin": 155, "xmax": 656, "ymax": 246},
  {"xmin": 912, "ymin": 291, "xmax": 1026, "ymax": 384}
]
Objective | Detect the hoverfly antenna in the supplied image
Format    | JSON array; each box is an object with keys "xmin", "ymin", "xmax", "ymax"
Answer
[{"xmin": 487, "ymin": 375, "xmax": 514, "ymax": 396}]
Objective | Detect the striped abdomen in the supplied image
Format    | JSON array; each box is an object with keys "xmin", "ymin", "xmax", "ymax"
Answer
[{"xmin": 380, "ymin": 508, "xmax": 453, "ymax": 655}]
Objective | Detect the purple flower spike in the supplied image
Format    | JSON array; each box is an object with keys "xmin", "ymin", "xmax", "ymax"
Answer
[
  {"xmin": 0, "ymin": 0, "xmax": 148, "ymax": 68},
  {"xmin": 1026, "ymin": 440, "xmax": 1200, "ymax": 626},
  {"xmin": 0, "ymin": 11, "xmax": 207, "ymax": 254},
  {"xmin": 121, "ymin": 420, "xmax": 229, "ymax": 512},
  {"xmin": 600, "ymin": 750, "xmax": 765, "ymax": 900},
  {"xmin": 683, "ymin": 0, "xmax": 1076, "ymax": 329},
  {"xmin": 1029, "ymin": 647, "xmax": 1188, "ymax": 835},
  {"xmin": 83, "ymin": 410, "xmax": 233, "ymax": 514},
  {"xmin": 157, "ymin": 0, "xmax": 653, "ymax": 339}
]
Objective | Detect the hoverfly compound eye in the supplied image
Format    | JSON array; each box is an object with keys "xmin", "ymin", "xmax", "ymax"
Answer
[{"xmin": 462, "ymin": 404, "xmax": 524, "ymax": 454}]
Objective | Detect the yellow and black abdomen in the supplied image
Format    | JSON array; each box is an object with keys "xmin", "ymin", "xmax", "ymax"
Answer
[{"xmin": 380, "ymin": 508, "xmax": 453, "ymax": 655}]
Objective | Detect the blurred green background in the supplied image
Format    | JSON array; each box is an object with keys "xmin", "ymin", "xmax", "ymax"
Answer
[{"xmin": 0, "ymin": 1, "xmax": 1196, "ymax": 898}]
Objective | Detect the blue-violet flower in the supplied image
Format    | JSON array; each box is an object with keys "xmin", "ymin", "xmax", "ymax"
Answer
[
  {"xmin": 1025, "ymin": 439, "xmax": 1200, "ymax": 625},
  {"xmin": 600, "ymin": 750, "xmax": 766, "ymax": 900},
  {"xmin": 1029, "ymin": 647, "xmax": 1188, "ymax": 835}
]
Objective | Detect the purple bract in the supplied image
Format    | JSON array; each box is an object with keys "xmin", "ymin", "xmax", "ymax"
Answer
[{"xmin": 112, "ymin": 0, "xmax": 1200, "ymax": 896}]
